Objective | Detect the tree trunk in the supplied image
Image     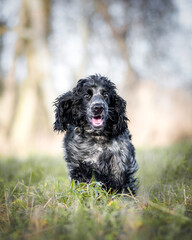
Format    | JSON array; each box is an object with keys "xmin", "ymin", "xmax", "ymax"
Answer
[
  {"xmin": 96, "ymin": 0, "xmax": 138, "ymax": 95},
  {"xmin": 0, "ymin": 0, "xmax": 55, "ymax": 154}
]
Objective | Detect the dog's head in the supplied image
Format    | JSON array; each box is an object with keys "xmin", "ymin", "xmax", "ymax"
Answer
[{"xmin": 54, "ymin": 74, "xmax": 128, "ymax": 135}]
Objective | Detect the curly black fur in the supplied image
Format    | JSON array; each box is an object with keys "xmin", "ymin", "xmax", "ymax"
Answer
[{"xmin": 54, "ymin": 74, "xmax": 138, "ymax": 194}]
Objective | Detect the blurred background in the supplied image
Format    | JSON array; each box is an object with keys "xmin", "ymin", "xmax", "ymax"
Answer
[{"xmin": 0, "ymin": 0, "xmax": 192, "ymax": 157}]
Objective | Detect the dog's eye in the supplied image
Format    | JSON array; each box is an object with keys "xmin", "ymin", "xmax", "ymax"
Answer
[
  {"xmin": 84, "ymin": 90, "xmax": 92, "ymax": 100},
  {"xmin": 102, "ymin": 92, "xmax": 108, "ymax": 99}
]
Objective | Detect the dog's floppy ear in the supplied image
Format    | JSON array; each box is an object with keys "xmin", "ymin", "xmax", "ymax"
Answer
[
  {"xmin": 110, "ymin": 92, "xmax": 128, "ymax": 134},
  {"xmin": 53, "ymin": 91, "xmax": 73, "ymax": 132}
]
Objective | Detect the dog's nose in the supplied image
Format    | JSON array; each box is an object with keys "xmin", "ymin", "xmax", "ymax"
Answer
[{"xmin": 92, "ymin": 104, "xmax": 104, "ymax": 115}]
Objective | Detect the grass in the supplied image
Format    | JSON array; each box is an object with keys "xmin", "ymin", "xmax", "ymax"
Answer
[{"xmin": 0, "ymin": 142, "xmax": 192, "ymax": 240}]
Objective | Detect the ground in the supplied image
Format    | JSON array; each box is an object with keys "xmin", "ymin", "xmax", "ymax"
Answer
[{"xmin": 0, "ymin": 141, "xmax": 192, "ymax": 240}]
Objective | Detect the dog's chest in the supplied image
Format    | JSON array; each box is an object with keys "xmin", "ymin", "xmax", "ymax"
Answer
[
  {"xmin": 65, "ymin": 133, "xmax": 104, "ymax": 164},
  {"xmin": 64, "ymin": 130, "xmax": 129, "ymax": 173}
]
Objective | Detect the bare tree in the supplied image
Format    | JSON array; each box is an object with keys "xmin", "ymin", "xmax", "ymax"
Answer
[
  {"xmin": 95, "ymin": 0, "xmax": 138, "ymax": 93},
  {"xmin": 0, "ymin": 0, "xmax": 56, "ymax": 153}
]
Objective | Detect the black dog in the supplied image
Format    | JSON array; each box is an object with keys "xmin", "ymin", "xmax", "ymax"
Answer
[{"xmin": 54, "ymin": 74, "xmax": 138, "ymax": 194}]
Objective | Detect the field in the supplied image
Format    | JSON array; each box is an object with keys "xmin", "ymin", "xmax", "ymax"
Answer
[{"xmin": 0, "ymin": 142, "xmax": 192, "ymax": 240}]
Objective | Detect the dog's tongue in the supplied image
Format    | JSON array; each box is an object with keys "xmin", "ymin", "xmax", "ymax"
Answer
[{"xmin": 92, "ymin": 117, "xmax": 103, "ymax": 126}]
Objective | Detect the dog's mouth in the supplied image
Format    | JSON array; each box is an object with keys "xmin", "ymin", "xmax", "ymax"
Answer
[{"xmin": 92, "ymin": 115, "xmax": 104, "ymax": 128}]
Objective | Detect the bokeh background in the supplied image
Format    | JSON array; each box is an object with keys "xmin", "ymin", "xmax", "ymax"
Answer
[{"xmin": 0, "ymin": 0, "xmax": 192, "ymax": 157}]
